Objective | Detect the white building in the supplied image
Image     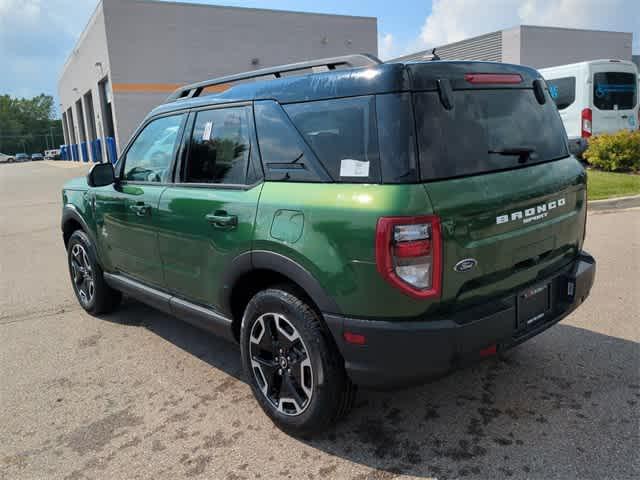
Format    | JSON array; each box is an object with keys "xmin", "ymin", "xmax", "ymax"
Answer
[{"xmin": 394, "ymin": 25, "xmax": 633, "ymax": 69}]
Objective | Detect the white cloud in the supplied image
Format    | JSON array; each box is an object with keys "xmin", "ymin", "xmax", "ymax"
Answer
[
  {"xmin": 378, "ymin": 33, "xmax": 396, "ymax": 60},
  {"xmin": 415, "ymin": 0, "xmax": 639, "ymax": 52}
]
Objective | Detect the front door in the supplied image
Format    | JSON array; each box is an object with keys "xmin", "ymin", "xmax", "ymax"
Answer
[
  {"xmin": 94, "ymin": 113, "xmax": 186, "ymax": 287},
  {"xmin": 156, "ymin": 105, "xmax": 262, "ymax": 309}
]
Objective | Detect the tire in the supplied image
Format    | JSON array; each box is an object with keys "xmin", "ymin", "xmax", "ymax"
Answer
[
  {"xmin": 67, "ymin": 230, "xmax": 121, "ymax": 315},
  {"xmin": 240, "ymin": 286, "xmax": 355, "ymax": 436}
]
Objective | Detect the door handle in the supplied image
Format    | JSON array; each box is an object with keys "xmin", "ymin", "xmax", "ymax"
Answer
[
  {"xmin": 205, "ymin": 212, "xmax": 238, "ymax": 228},
  {"xmin": 130, "ymin": 203, "xmax": 151, "ymax": 216}
]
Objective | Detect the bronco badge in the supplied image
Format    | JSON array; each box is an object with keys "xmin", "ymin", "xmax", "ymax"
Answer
[{"xmin": 496, "ymin": 197, "xmax": 566, "ymax": 225}]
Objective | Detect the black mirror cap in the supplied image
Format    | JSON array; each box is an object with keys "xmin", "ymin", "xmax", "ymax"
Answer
[
  {"xmin": 533, "ymin": 79, "xmax": 547, "ymax": 105},
  {"xmin": 87, "ymin": 162, "xmax": 115, "ymax": 187}
]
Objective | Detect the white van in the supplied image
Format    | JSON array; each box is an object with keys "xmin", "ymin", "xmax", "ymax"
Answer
[
  {"xmin": 45, "ymin": 149, "xmax": 61, "ymax": 160},
  {"xmin": 539, "ymin": 59, "xmax": 639, "ymax": 155}
]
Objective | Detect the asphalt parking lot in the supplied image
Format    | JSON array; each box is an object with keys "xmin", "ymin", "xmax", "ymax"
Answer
[{"xmin": 1, "ymin": 161, "xmax": 638, "ymax": 480}]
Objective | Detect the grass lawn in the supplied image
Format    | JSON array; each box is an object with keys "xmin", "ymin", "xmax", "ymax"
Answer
[{"xmin": 587, "ymin": 170, "xmax": 640, "ymax": 201}]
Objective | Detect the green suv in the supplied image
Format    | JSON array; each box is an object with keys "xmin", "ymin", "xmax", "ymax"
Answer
[{"xmin": 61, "ymin": 55, "xmax": 595, "ymax": 434}]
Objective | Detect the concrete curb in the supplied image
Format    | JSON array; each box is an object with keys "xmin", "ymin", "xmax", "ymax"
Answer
[{"xmin": 588, "ymin": 194, "xmax": 640, "ymax": 211}]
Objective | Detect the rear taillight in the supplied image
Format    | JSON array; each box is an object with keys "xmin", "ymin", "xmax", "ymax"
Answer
[
  {"xmin": 581, "ymin": 108, "xmax": 592, "ymax": 138},
  {"xmin": 464, "ymin": 73, "xmax": 522, "ymax": 84},
  {"xmin": 375, "ymin": 215, "xmax": 442, "ymax": 299}
]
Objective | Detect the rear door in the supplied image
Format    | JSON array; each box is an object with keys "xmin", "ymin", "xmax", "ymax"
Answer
[
  {"xmin": 156, "ymin": 104, "xmax": 262, "ymax": 310},
  {"xmin": 591, "ymin": 64, "xmax": 639, "ymax": 134},
  {"xmin": 410, "ymin": 64, "xmax": 586, "ymax": 307},
  {"xmin": 94, "ymin": 113, "xmax": 186, "ymax": 287}
]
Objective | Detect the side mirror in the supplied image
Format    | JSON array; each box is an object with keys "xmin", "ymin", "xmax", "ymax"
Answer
[{"xmin": 87, "ymin": 162, "xmax": 115, "ymax": 187}]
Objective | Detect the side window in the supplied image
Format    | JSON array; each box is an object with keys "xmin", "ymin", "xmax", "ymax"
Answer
[
  {"xmin": 123, "ymin": 114, "xmax": 184, "ymax": 182},
  {"xmin": 254, "ymin": 100, "xmax": 329, "ymax": 182},
  {"xmin": 547, "ymin": 77, "xmax": 576, "ymax": 110},
  {"xmin": 284, "ymin": 96, "xmax": 380, "ymax": 183},
  {"xmin": 184, "ymin": 107, "xmax": 251, "ymax": 184}
]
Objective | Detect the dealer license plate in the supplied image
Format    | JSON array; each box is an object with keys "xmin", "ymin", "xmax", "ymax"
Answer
[{"xmin": 517, "ymin": 283, "xmax": 550, "ymax": 329}]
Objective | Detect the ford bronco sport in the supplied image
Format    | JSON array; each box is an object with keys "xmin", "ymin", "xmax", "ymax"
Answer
[{"xmin": 61, "ymin": 55, "xmax": 596, "ymax": 435}]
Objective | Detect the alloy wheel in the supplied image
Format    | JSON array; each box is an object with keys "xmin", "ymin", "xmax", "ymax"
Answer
[
  {"xmin": 70, "ymin": 243, "xmax": 95, "ymax": 306},
  {"xmin": 249, "ymin": 313, "xmax": 314, "ymax": 416}
]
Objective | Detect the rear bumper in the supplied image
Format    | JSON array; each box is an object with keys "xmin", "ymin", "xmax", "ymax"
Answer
[{"xmin": 325, "ymin": 251, "xmax": 596, "ymax": 389}]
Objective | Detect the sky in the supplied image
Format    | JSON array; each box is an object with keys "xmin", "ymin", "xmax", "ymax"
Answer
[{"xmin": 1, "ymin": 0, "xmax": 639, "ymax": 108}]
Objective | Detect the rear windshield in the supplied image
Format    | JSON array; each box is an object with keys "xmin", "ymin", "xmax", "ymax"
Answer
[
  {"xmin": 414, "ymin": 89, "xmax": 569, "ymax": 181},
  {"xmin": 593, "ymin": 72, "xmax": 637, "ymax": 110}
]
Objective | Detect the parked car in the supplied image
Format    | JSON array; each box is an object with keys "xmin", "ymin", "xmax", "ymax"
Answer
[
  {"xmin": 61, "ymin": 55, "xmax": 596, "ymax": 435},
  {"xmin": 31, "ymin": 153, "xmax": 44, "ymax": 161},
  {"xmin": 15, "ymin": 153, "xmax": 29, "ymax": 162},
  {"xmin": 540, "ymin": 59, "xmax": 639, "ymax": 156},
  {"xmin": 0, "ymin": 152, "xmax": 15, "ymax": 163}
]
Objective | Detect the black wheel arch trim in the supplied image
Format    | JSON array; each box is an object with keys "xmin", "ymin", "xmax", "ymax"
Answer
[
  {"xmin": 61, "ymin": 205, "xmax": 102, "ymax": 263},
  {"xmin": 221, "ymin": 250, "xmax": 342, "ymax": 318},
  {"xmin": 61, "ymin": 205, "xmax": 93, "ymax": 243},
  {"xmin": 219, "ymin": 251, "xmax": 253, "ymax": 317}
]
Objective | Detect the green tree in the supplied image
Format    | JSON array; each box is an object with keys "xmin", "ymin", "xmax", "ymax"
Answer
[{"xmin": 0, "ymin": 94, "xmax": 63, "ymax": 154}]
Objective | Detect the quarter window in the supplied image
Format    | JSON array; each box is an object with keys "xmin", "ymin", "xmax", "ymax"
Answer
[
  {"xmin": 184, "ymin": 107, "xmax": 251, "ymax": 184},
  {"xmin": 546, "ymin": 77, "xmax": 576, "ymax": 110},
  {"xmin": 123, "ymin": 114, "xmax": 184, "ymax": 182},
  {"xmin": 254, "ymin": 100, "xmax": 328, "ymax": 182},
  {"xmin": 284, "ymin": 96, "xmax": 380, "ymax": 183}
]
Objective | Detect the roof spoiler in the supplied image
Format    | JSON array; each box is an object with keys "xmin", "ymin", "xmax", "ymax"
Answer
[{"xmin": 165, "ymin": 53, "xmax": 382, "ymax": 103}]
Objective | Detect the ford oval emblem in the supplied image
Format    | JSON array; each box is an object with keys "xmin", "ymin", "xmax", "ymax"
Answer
[{"xmin": 454, "ymin": 258, "xmax": 477, "ymax": 273}]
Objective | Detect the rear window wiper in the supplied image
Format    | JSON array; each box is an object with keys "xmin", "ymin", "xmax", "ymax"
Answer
[{"xmin": 488, "ymin": 147, "xmax": 536, "ymax": 163}]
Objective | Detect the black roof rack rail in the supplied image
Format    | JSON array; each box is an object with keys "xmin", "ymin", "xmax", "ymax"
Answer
[{"xmin": 165, "ymin": 53, "xmax": 381, "ymax": 103}]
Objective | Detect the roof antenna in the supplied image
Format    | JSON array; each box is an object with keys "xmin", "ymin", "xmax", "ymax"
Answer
[{"xmin": 431, "ymin": 48, "xmax": 440, "ymax": 61}]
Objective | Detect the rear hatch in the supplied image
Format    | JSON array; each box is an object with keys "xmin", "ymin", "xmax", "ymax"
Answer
[
  {"xmin": 408, "ymin": 62, "xmax": 587, "ymax": 308},
  {"xmin": 590, "ymin": 63, "xmax": 639, "ymax": 134}
]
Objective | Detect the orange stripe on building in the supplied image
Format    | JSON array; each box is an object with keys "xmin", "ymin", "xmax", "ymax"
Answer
[
  {"xmin": 112, "ymin": 83, "xmax": 182, "ymax": 93},
  {"xmin": 111, "ymin": 83, "xmax": 231, "ymax": 94}
]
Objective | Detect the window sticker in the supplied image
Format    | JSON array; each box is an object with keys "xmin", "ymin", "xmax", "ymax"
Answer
[
  {"xmin": 340, "ymin": 159, "xmax": 370, "ymax": 177},
  {"xmin": 202, "ymin": 121, "xmax": 213, "ymax": 141}
]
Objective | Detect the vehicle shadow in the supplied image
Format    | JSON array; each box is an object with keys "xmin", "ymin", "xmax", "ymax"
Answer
[
  {"xmin": 101, "ymin": 298, "xmax": 245, "ymax": 382},
  {"xmin": 102, "ymin": 299, "xmax": 639, "ymax": 480}
]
